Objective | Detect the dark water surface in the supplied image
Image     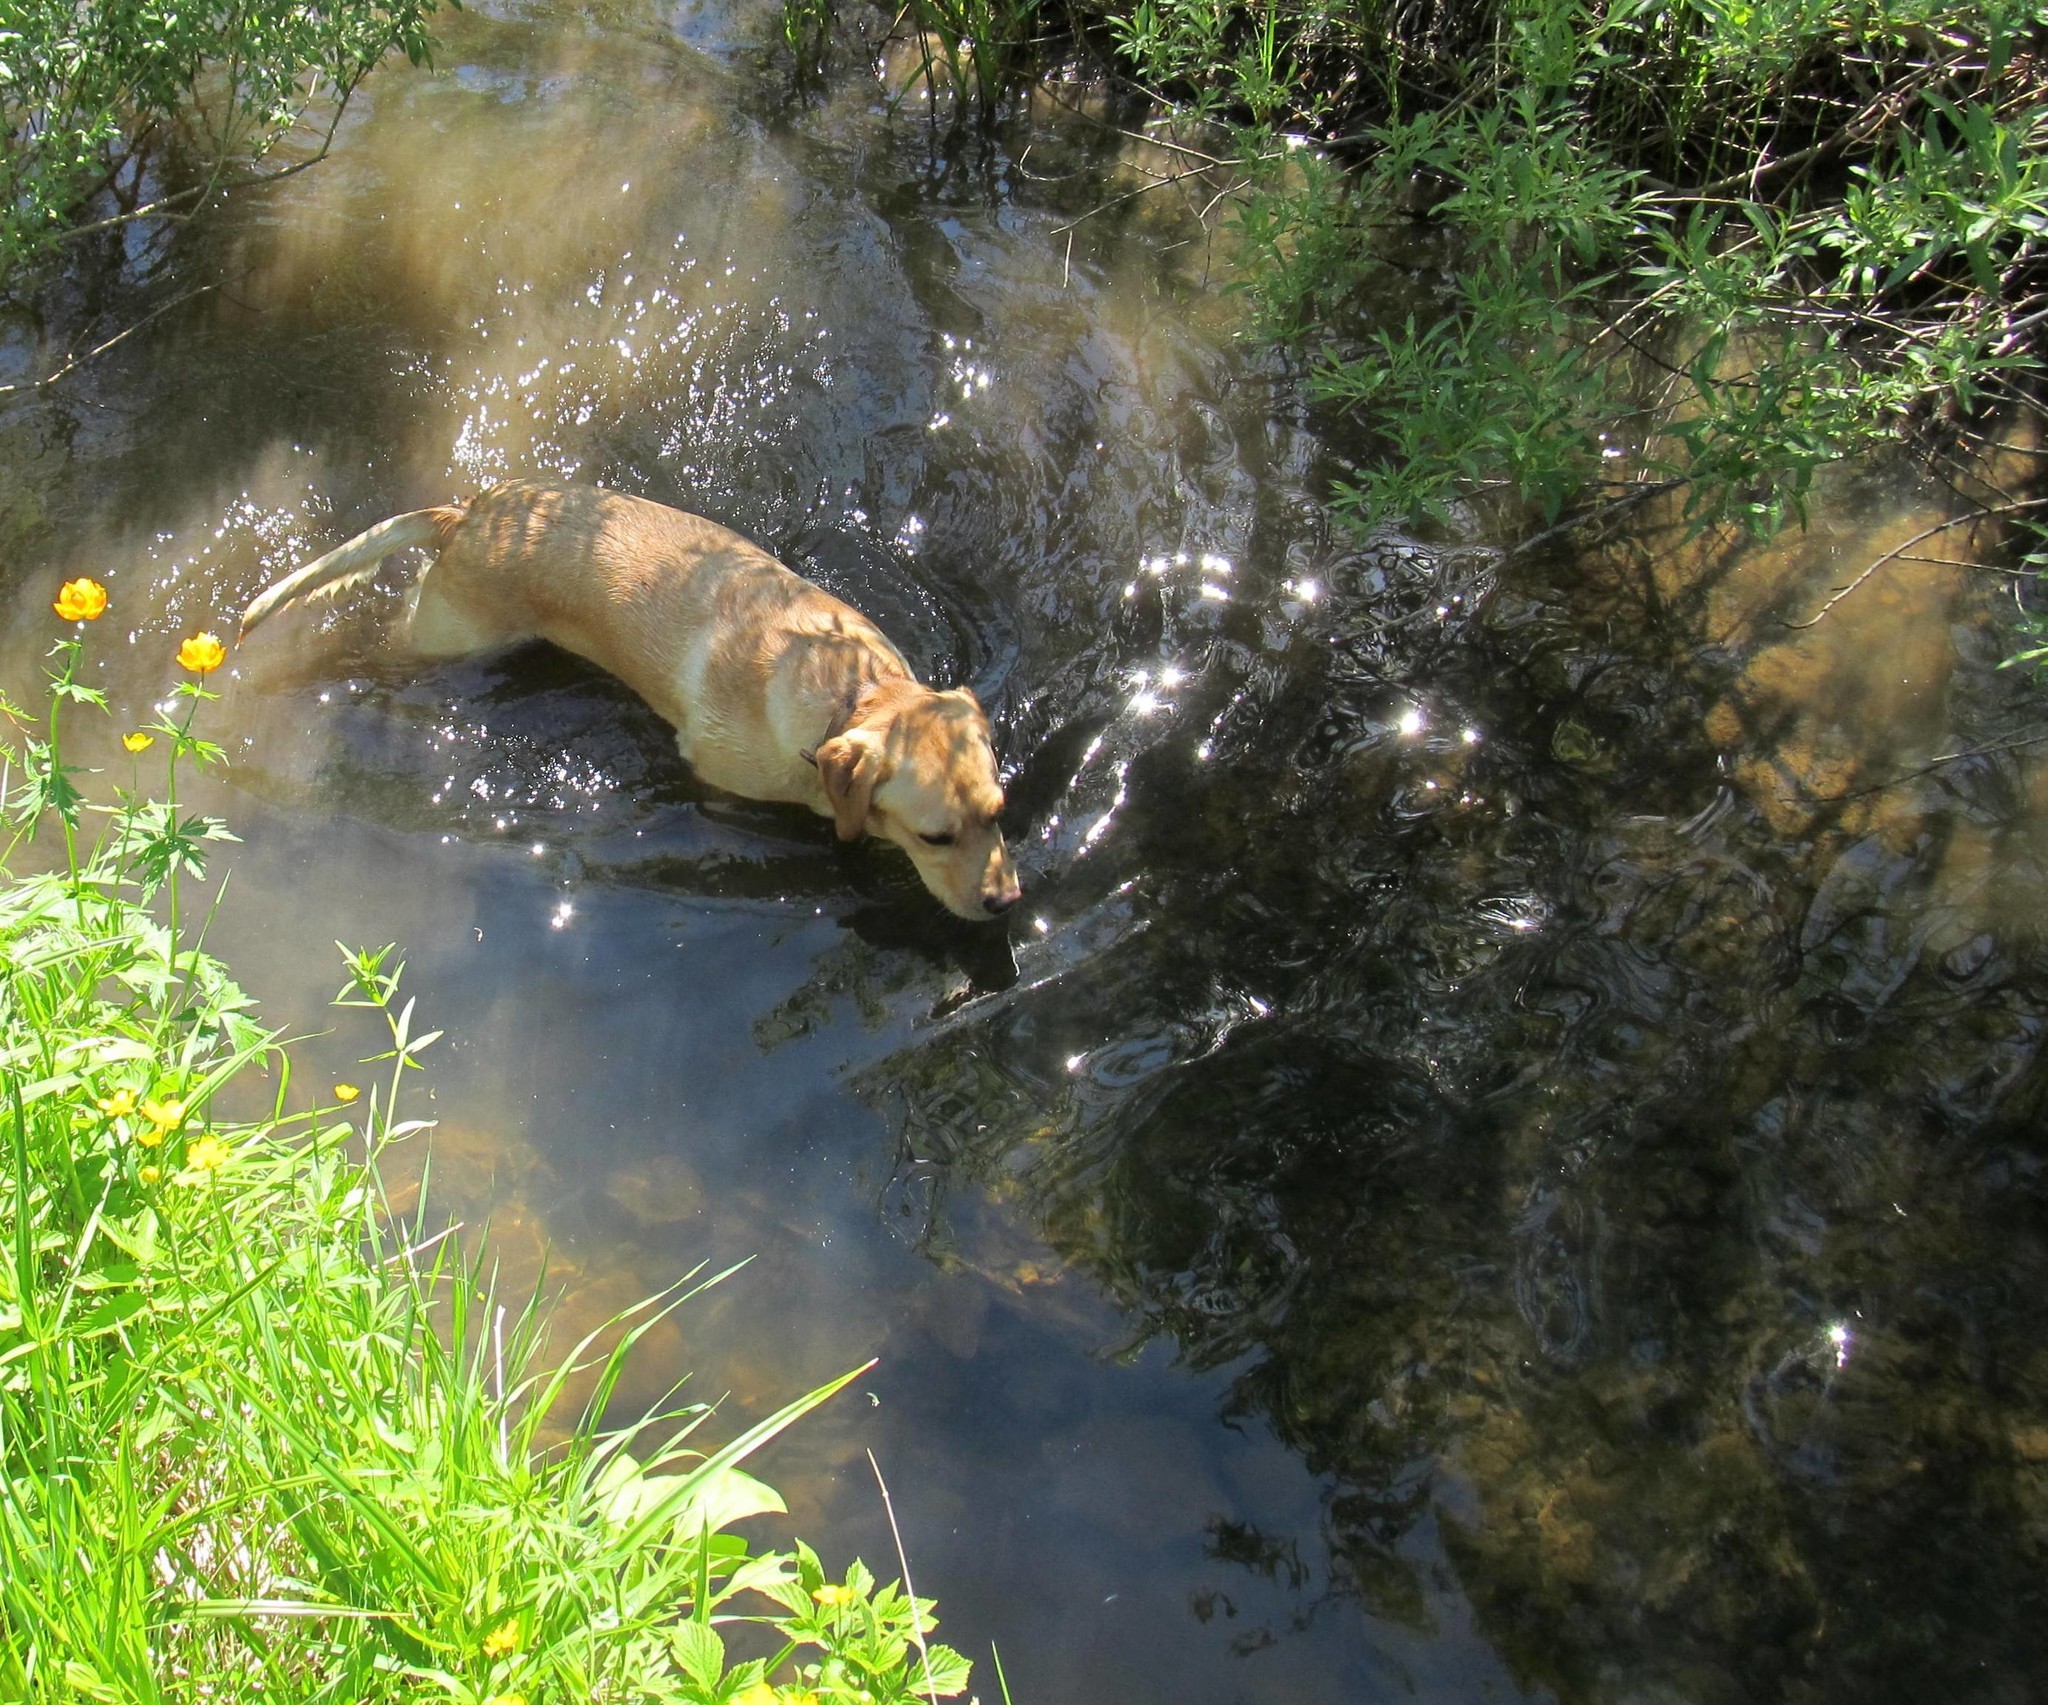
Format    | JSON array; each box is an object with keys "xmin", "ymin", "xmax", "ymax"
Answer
[{"xmin": 5, "ymin": 4, "xmax": 2048, "ymax": 1700}]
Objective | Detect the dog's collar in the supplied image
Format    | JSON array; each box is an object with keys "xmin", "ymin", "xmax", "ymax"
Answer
[{"xmin": 798, "ymin": 687, "xmax": 865, "ymax": 768}]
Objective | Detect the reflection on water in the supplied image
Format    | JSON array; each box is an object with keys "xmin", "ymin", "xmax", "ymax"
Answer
[{"xmin": 4, "ymin": 2, "xmax": 2047, "ymax": 1701}]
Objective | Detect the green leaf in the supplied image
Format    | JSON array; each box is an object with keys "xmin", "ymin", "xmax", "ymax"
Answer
[
  {"xmin": 75, "ymin": 1290, "xmax": 148, "ymax": 1336},
  {"xmin": 670, "ymin": 1618, "xmax": 725, "ymax": 1689}
]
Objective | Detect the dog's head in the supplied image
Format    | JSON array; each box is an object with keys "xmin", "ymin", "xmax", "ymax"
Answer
[{"xmin": 809, "ymin": 682, "xmax": 1021, "ymax": 922}]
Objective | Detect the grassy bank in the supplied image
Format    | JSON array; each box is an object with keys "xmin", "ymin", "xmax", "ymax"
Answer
[
  {"xmin": 1, "ymin": 589, "xmax": 970, "ymax": 1702},
  {"xmin": 839, "ymin": 0, "xmax": 2046, "ymax": 549}
]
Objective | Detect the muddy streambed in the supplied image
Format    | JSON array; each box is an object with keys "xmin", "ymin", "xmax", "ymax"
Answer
[{"xmin": 4, "ymin": 3, "xmax": 2047, "ymax": 1700}]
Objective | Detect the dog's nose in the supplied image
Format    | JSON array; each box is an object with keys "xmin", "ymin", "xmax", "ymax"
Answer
[{"xmin": 983, "ymin": 891, "xmax": 1018, "ymax": 916}]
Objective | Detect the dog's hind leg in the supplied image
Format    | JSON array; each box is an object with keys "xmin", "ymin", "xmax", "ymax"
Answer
[{"xmin": 403, "ymin": 560, "xmax": 530, "ymax": 658}]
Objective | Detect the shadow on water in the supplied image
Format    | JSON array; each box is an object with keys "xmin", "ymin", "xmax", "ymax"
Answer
[{"xmin": 4, "ymin": 1, "xmax": 2048, "ymax": 1700}]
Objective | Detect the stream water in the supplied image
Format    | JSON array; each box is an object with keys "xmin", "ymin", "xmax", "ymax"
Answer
[{"xmin": 3, "ymin": 3, "xmax": 2047, "ymax": 1700}]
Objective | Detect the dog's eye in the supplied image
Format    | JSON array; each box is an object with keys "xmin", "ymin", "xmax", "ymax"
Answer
[{"xmin": 918, "ymin": 831, "xmax": 955, "ymax": 847}]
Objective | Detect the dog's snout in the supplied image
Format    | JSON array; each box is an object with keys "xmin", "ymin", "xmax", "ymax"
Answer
[{"xmin": 983, "ymin": 890, "xmax": 1018, "ymax": 916}]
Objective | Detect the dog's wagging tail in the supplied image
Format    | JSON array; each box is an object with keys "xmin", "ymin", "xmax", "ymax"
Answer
[
  {"xmin": 240, "ymin": 482, "xmax": 1022, "ymax": 921},
  {"xmin": 240, "ymin": 505, "xmax": 469, "ymax": 640}
]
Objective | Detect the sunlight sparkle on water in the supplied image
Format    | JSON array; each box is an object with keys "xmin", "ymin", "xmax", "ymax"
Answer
[
  {"xmin": 1829, "ymin": 1321, "xmax": 1853, "ymax": 1367},
  {"xmin": 1398, "ymin": 706, "xmax": 1426, "ymax": 736}
]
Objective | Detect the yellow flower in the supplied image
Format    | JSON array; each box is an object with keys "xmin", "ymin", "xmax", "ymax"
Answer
[
  {"xmin": 481, "ymin": 1621, "xmax": 521, "ymax": 1658},
  {"xmin": 54, "ymin": 578, "xmax": 108, "ymax": 621},
  {"xmin": 812, "ymin": 1582, "xmax": 858, "ymax": 1609},
  {"xmin": 333, "ymin": 1083, "xmax": 361, "ymax": 1104},
  {"xmin": 480, "ymin": 1696, "xmax": 527, "ymax": 1705},
  {"xmin": 122, "ymin": 731, "xmax": 155, "ymax": 753},
  {"xmin": 140, "ymin": 1096, "xmax": 186, "ymax": 1132},
  {"xmin": 139, "ymin": 1165, "xmax": 160, "ymax": 1184},
  {"xmin": 732, "ymin": 1687, "xmax": 780, "ymax": 1705},
  {"xmin": 177, "ymin": 632, "xmax": 226, "ymax": 674},
  {"xmin": 97, "ymin": 1088, "xmax": 137, "ymax": 1118},
  {"xmin": 185, "ymin": 1134, "xmax": 230, "ymax": 1172}
]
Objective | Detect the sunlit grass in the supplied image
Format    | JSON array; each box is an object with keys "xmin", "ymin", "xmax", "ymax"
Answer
[{"xmin": 1, "ymin": 599, "xmax": 970, "ymax": 1702}]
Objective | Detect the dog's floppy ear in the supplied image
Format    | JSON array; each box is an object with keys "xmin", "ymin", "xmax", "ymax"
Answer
[{"xmin": 813, "ymin": 730, "xmax": 885, "ymax": 841}]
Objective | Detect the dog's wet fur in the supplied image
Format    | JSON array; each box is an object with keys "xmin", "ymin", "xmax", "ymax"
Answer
[{"xmin": 240, "ymin": 482, "xmax": 1022, "ymax": 920}]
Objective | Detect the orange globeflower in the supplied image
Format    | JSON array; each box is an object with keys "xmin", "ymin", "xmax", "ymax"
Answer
[
  {"xmin": 177, "ymin": 632, "xmax": 226, "ymax": 674},
  {"xmin": 54, "ymin": 578, "xmax": 108, "ymax": 621}
]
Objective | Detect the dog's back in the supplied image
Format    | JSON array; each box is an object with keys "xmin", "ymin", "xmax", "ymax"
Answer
[
  {"xmin": 424, "ymin": 485, "xmax": 911, "ymax": 784},
  {"xmin": 238, "ymin": 479, "xmax": 1019, "ymax": 917}
]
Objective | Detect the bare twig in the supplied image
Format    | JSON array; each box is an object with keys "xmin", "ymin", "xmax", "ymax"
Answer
[
  {"xmin": 0, "ymin": 285, "xmax": 218, "ymax": 399},
  {"xmin": 1027, "ymin": 78, "xmax": 1244, "ymax": 167},
  {"xmin": 58, "ymin": 182, "xmax": 214, "ymax": 241},
  {"xmin": 1792, "ymin": 731, "xmax": 2048, "ymax": 802},
  {"xmin": 1048, "ymin": 168, "xmax": 1201, "ymax": 238},
  {"xmin": 1955, "ymin": 432, "xmax": 2048, "ymax": 460},
  {"xmin": 1889, "ymin": 553, "xmax": 2030, "ymax": 571},
  {"xmin": 1110, "ymin": 124, "xmax": 1236, "ymax": 167},
  {"xmin": 1681, "ymin": 56, "xmax": 1960, "ymax": 201},
  {"xmin": 1506, "ymin": 478, "xmax": 1689, "ymax": 560},
  {"xmin": 867, "ymin": 1449, "xmax": 941, "ymax": 1705},
  {"xmin": 381, "ymin": 1220, "xmax": 463, "ymax": 1271},
  {"xmin": 1994, "ymin": 303, "xmax": 2048, "ymax": 355},
  {"xmin": 1784, "ymin": 496, "xmax": 2048, "ymax": 629}
]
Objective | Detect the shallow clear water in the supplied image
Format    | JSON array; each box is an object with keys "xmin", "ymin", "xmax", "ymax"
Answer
[{"xmin": 4, "ymin": 4, "xmax": 2047, "ymax": 1700}]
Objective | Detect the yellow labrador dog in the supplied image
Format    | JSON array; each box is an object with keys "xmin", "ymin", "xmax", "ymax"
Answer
[{"xmin": 240, "ymin": 482, "xmax": 1021, "ymax": 920}]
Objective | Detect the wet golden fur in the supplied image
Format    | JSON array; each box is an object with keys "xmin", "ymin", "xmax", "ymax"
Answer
[{"xmin": 240, "ymin": 482, "xmax": 1021, "ymax": 920}]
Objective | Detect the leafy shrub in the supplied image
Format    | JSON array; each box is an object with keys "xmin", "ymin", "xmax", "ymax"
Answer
[
  {"xmin": 1138, "ymin": 0, "xmax": 2048, "ymax": 531},
  {"xmin": 790, "ymin": 0, "xmax": 2046, "ymax": 537},
  {"xmin": 0, "ymin": 0, "xmax": 445, "ymax": 284}
]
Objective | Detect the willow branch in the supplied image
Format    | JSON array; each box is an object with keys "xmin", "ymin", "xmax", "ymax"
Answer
[
  {"xmin": 0, "ymin": 285, "xmax": 218, "ymax": 399},
  {"xmin": 1784, "ymin": 496, "xmax": 2048, "ymax": 629}
]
